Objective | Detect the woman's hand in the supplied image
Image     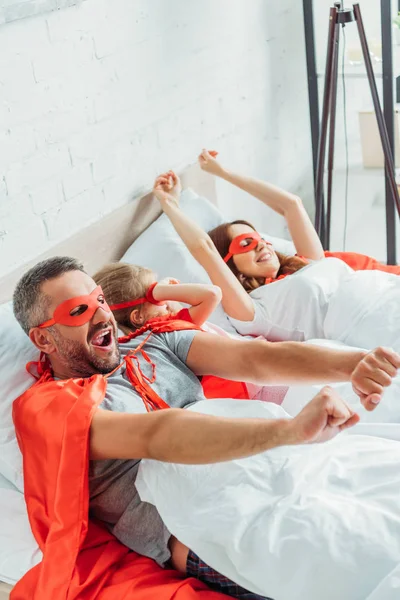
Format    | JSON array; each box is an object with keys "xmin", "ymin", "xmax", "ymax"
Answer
[
  {"xmin": 198, "ymin": 149, "xmax": 224, "ymax": 177},
  {"xmin": 153, "ymin": 171, "xmax": 182, "ymax": 208}
]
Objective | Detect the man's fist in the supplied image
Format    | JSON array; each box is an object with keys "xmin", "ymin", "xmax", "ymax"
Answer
[
  {"xmin": 290, "ymin": 386, "xmax": 360, "ymax": 444},
  {"xmin": 351, "ymin": 346, "xmax": 400, "ymax": 411}
]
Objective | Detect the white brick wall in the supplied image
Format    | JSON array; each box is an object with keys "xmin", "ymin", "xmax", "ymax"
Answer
[
  {"xmin": 0, "ymin": 0, "xmax": 313, "ymax": 277},
  {"xmin": 0, "ymin": 1, "xmax": 86, "ymax": 26}
]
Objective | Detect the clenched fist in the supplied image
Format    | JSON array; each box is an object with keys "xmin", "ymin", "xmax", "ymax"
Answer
[
  {"xmin": 351, "ymin": 346, "xmax": 400, "ymax": 411},
  {"xmin": 290, "ymin": 386, "xmax": 360, "ymax": 444}
]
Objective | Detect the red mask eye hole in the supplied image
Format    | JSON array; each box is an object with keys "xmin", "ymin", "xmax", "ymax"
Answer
[
  {"xmin": 239, "ymin": 237, "xmax": 254, "ymax": 248},
  {"xmin": 69, "ymin": 304, "xmax": 89, "ymax": 317}
]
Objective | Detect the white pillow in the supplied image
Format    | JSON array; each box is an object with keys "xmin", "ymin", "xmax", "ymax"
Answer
[
  {"xmin": 122, "ymin": 188, "xmax": 295, "ymax": 332},
  {"xmin": 0, "ymin": 302, "xmax": 37, "ymax": 491},
  {"xmin": 0, "ymin": 473, "xmax": 41, "ymax": 584}
]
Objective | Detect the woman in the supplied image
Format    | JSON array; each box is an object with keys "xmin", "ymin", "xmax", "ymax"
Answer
[{"xmin": 153, "ymin": 151, "xmax": 400, "ymax": 351}]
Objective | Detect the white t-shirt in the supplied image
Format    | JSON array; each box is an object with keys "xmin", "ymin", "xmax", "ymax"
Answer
[{"xmin": 228, "ymin": 258, "xmax": 353, "ymax": 341}]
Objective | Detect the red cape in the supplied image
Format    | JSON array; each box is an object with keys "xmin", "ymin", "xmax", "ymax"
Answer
[
  {"xmin": 12, "ymin": 369, "xmax": 228, "ymax": 599},
  {"xmin": 119, "ymin": 316, "xmax": 251, "ymax": 402}
]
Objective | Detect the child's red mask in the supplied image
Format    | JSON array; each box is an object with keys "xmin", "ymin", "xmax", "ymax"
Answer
[
  {"xmin": 38, "ymin": 286, "xmax": 111, "ymax": 328},
  {"xmin": 224, "ymin": 232, "xmax": 271, "ymax": 263},
  {"xmin": 109, "ymin": 282, "xmax": 164, "ymax": 312}
]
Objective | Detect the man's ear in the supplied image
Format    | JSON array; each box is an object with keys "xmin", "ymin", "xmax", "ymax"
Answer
[
  {"xmin": 29, "ymin": 327, "xmax": 57, "ymax": 355},
  {"xmin": 129, "ymin": 309, "xmax": 145, "ymax": 327}
]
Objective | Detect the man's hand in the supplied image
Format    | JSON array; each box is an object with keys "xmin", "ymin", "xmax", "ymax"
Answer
[
  {"xmin": 198, "ymin": 149, "xmax": 224, "ymax": 177},
  {"xmin": 351, "ymin": 346, "xmax": 400, "ymax": 411},
  {"xmin": 153, "ymin": 171, "xmax": 182, "ymax": 208},
  {"xmin": 289, "ymin": 386, "xmax": 360, "ymax": 444}
]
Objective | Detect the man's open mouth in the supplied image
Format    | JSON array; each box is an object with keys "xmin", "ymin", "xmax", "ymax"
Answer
[{"xmin": 90, "ymin": 328, "xmax": 113, "ymax": 349}]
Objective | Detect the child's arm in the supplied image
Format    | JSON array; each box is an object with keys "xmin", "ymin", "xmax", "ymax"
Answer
[
  {"xmin": 198, "ymin": 149, "xmax": 325, "ymax": 261},
  {"xmin": 152, "ymin": 282, "xmax": 222, "ymax": 326}
]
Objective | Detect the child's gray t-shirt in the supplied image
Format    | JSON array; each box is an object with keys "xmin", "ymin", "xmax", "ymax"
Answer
[{"xmin": 89, "ymin": 328, "xmax": 204, "ymax": 565}]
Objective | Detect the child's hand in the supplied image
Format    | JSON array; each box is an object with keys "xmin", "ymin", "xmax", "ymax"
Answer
[
  {"xmin": 153, "ymin": 171, "xmax": 182, "ymax": 208},
  {"xmin": 198, "ymin": 149, "xmax": 224, "ymax": 177},
  {"xmin": 159, "ymin": 277, "xmax": 180, "ymax": 286}
]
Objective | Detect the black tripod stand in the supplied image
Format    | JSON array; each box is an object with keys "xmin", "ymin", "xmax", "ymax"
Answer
[{"xmin": 315, "ymin": 2, "xmax": 400, "ymax": 254}]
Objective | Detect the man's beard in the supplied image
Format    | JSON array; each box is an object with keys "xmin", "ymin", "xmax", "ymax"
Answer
[{"xmin": 51, "ymin": 325, "xmax": 121, "ymax": 378}]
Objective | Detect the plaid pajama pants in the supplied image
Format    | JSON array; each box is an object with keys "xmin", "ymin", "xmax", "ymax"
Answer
[{"xmin": 186, "ymin": 550, "xmax": 273, "ymax": 600}]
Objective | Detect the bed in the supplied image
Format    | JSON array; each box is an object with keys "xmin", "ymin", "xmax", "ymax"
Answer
[
  {"xmin": 0, "ymin": 159, "xmax": 301, "ymax": 596},
  {"xmin": 0, "ymin": 163, "xmax": 224, "ymax": 597},
  {"xmin": 3, "ymin": 163, "xmax": 400, "ymax": 598}
]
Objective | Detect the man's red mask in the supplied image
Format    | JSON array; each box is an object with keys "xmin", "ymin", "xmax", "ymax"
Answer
[
  {"xmin": 38, "ymin": 286, "xmax": 111, "ymax": 328},
  {"xmin": 223, "ymin": 232, "xmax": 271, "ymax": 263}
]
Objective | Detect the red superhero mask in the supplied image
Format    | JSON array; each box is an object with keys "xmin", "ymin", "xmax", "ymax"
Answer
[
  {"xmin": 224, "ymin": 231, "xmax": 272, "ymax": 263},
  {"xmin": 38, "ymin": 286, "xmax": 111, "ymax": 328},
  {"xmin": 109, "ymin": 282, "xmax": 164, "ymax": 312}
]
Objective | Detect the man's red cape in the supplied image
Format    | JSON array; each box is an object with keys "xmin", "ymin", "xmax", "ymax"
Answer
[{"xmin": 11, "ymin": 317, "xmax": 234, "ymax": 599}]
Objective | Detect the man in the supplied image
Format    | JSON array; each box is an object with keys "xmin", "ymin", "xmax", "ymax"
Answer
[{"xmin": 13, "ymin": 256, "xmax": 400, "ymax": 600}]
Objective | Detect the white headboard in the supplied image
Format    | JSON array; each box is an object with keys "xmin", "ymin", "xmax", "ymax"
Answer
[{"xmin": 0, "ymin": 164, "xmax": 217, "ymax": 304}]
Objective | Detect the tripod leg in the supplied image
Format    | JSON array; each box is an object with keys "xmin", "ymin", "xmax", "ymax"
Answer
[
  {"xmin": 303, "ymin": 0, "xmax": 320, "ymax": 185},
  {"xmin": 381, "ymin": 0, "xmax": 396, "ymax": 265},
  {"xmin": 315, "ymin": 6, "xmax": 339, "ymax": 246},
  {"xmin": 326, "ymin": 22, "xmax": 340, "ymax": 250},
  {"xmin": 354, "ymin": 3, "xmax": 400, "ymax": 263}
]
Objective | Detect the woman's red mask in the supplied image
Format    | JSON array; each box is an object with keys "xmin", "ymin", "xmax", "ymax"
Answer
[
  {"xmin": 38, "ymin": 286, "xmax": 111, "ymax": 328},
  {"xmin": 224, "ymin": 232, "xmax": 271, "ymax": 263}
]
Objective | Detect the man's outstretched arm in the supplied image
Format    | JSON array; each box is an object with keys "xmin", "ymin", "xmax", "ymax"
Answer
[
  {"xmin": 90, "ymin": 387, "xmax": 358, "ymax": 462},
  {"xmin": 186, "ymin": 333, "xmax": 400, "ymax": 406}
]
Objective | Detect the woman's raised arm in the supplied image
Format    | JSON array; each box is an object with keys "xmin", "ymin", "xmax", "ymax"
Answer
[
  {"xmin": 153, "ymin": 171, "xmax": 255, "ymax": 321},
  {"xmin": 199, "ymin": 149, "xmax": 325, "ymax": 261}
]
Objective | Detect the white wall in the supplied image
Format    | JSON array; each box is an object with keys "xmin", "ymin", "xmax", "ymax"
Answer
[{"xmin": 0, "ymin": 0, "xmax": 313, "ymax": 277}]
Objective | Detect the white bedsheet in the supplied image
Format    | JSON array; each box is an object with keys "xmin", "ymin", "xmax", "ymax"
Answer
[
  {"xmin": 136, "ymin": 399, "xmax": 400, "ymax": 600},
  {"xmin": 325, "ymin": 268, "xmax": 400, "ymax": 351},
  {"xmin": 228, "ymin": 259, "xmax": 400, "ymax": 354},
  {"xmin": 281, "ymin": 338, "xmax": 400, "ymax": 424}
]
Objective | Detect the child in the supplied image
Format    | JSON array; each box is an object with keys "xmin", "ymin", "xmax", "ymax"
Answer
[
  {"xmin": 93, "ymin": 262, "xmax": 287, "ymax": 404},
  {"xmin": 92, "ymin": 262, "xmax": 223, "ymax": 332}
]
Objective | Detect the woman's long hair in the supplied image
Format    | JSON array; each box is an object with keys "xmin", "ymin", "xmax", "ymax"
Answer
[{"xmin": 208, "ymin": 220, "xmax": 308, "ymax": 292}]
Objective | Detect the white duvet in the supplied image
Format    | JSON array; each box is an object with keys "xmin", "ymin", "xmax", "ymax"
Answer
[
  {"xmin": 136, "ymin": 399, "xmax": 400, "ymax": 600},
  {"xmin": 281, "ymin": 338, "xmax": 400, "ymax": 424},
  {"xmin": 228, "ymin": 258, "xmax": 400, "ymax": 352}
]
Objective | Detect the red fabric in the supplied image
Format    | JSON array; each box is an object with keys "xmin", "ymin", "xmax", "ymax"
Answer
[
  {"xmin": 167, "ymin": 311, "xmax": 250, "ymax": 400},
  {"xmin": 38, "ymin": 286, "xmax": 110, "ymax": 329},
  {"xmin": 201, "ymin": 376, "xmax": 249, "ymax": 400},
  {"xmin": 324, "ymin": 251, "xmax": 400, "ymax": 274},
  {"xmin": 145, "ymin": 282, "xmax": 165, "ymax": 306},
  {"xmin": 264, "ymin": 251, "xmax": 400, "ymax": 285},
  {"xmin": 12, "ymin": 368, "xmax": 228, "ymax": 600},
  {"xmin": 175, "ymin": 308, "xmax": 193, "ymax": 322},
  {"xmin": 223, "ymin": 232, "xmax": 263, "ymax": 263},
  {"xmin": 118, "ymin": 317, "xmax": 202, "ymax": 412},
  {"xmin": 119, "ymin": 315, "xmax": 251, "ymax": 402}
]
